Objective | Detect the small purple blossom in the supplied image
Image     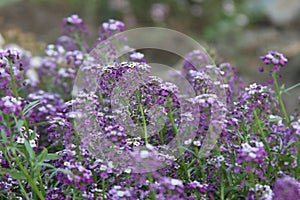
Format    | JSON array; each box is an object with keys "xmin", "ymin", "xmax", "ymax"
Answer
[
  {"xmin": 237, "ymin": 141, "xmax": 267, "ymax": 165},
  {"xmin": 291, "ymin": 119, "xmax": 300, "ymax": 135},
  {"xmin": 0, "ymin": 14, "xmax": 299, "ymax": 200},
  {"xmin": 130, "ymin": 52, "xmax": 145, "ymax": 61},
  {"xmin": 102, "ymin": 19, "xmax": 125, "ymax": 32},
  {"xmin": 62, "ymin": 14, "xmax": 87, "ymax": 35},
  {"xmin": 260, "ymin": 51, "xmax": 288, "ymax": 72},
  {"xmin": 0, "ymin": 96, "xmax": 23, "ymax": 116},
  {"xmin": 98, "ymin": 19, "xmax": 125, "ymax": 41},
  {"xmin": 273, "ymin": 176, "xmax": 300, "ymax": 200}
]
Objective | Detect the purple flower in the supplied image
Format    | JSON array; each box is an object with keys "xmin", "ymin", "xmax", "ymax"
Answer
[
  {"xmin": 258, "ymin": 66, "xmax": 264, "ymax": 72},
  {"xmin": 246, "ymin": 184, "xmax": 273, "ymax": 200},
  {"xmin": 266, "ymin": 79, "xmax": 274, "ymax": 86},
  {"xmin": 0, "ymin": 96, "xmax": 23, "ymax": 116},
  {"xmin": 66, "ymin": 14, "xmax": 83, "ymax": 25},
  {"xmin": 237, "ymin": 141, "xmax": 267, "ymax": 165},
  {"xmin": 0, "ymin": 49, "xmax": 21, "ymax": 63},
  {"xmin": 62, "ymin": 14, "xmax": 87, "ymax": 35},
  {"xmin": 260, "ymin": 51, "xmax": 288, "ymax": 72},
  {"xmin": 66, "ymin": 50, "xmax": 84, "ymax": 68},
  {"xmin": 273, "ymin": 176, "xmax": 300, "ymax": 200},
  {"xmin": 291, "ymin": 119, "xmax": 300, "ymax": 135},
  {"xmin": 130, "ymin": 52, "xmax": 145, "ymax": 61},
  {"xmin": 273, "ymin": 65, "xmax": 280, "ymax": 72},
  {"xmin": 98, "ymin": 19, "xmax": 125, "ymax": 41},
  {"xmin": 102, "ymin": 19, "xmax": 125, "ymax": 32}
]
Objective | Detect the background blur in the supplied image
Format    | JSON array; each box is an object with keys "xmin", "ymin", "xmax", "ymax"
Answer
[{"xmin": 0, "ymin": 0, "xmax": 299, "ymax": 113}]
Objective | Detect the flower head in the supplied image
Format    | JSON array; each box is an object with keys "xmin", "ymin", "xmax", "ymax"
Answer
[
  {"xmin": 273, "ymin": 176, "xmax": 300, "ymax": 200},
  {"xmin": 62, "ymin": 14, "xmax": 87, "ymax": 35},
  {"xmin": 260, "ymin": 51, "xmax": 288, "ymax": 72}
]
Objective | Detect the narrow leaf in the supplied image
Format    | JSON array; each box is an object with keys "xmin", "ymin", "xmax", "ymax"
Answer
[
  {"xmin": 24, "ymin": 140, "xmax": 35, "ymax": 159},
  {"xmin": 23, "ymin": 100, "xmax": 40, "ymax": 116},
  {"xmin": 9, "ymin": 169, "xmax": 26, "ymax": 180}
]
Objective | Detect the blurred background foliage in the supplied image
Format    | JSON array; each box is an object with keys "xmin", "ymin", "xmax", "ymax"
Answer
[{"xmin": 0, "ymin": 0, "xmax": 299, "ymax": 112}]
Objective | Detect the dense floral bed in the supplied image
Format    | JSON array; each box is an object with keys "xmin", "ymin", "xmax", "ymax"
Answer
[{"xmin": 0, "ymin": 14, "xmax": 300, "ymax": 200}]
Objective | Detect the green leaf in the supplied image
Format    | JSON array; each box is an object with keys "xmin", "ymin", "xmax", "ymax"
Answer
[
  {"xmin": 23, "ymin": 100, "xmax": 40, "ymax": 116},
  {"xmin": 45, "ymin": 153, "xmax": 61, "ymax": 161},
  {"xmin": 180, "ymin": 146, "xmax": 197, "ymax": 157},
  {"xmin": 284, "ymin": 82, "xmax": 300, "ymax": 93},
  {"xmin": 15, "ymin": 119, "xmax": 24, "ymax": 131},
  {"xmin": 224, "ymin": 186, "xmax": 240, "ymax": 194},
  {"xmin": 37, "ymin": 148, "xmax": 48, "ymax": 162},
  {"xmin": 9, "ymin": 169, "xmax": 26, "ymax": 180},
  {"xmin": 36, "ymin": 163, "xmax": 55, "ymax": 169},
  {"xmin": 279, "ymin": 137, "xmax": 283, "ymax": 151},
  {"xmin": 47, "ymin": 168, "xmax": 73, "ymax": 180},
  {"xmin": 0, "ymin": 129, "xmax": 8, "ymax": 143},
  {"xmin": 269, "ymin": 116, "xmax": 283, "ymax": 123},
  {"xmin": 55, "ymin": 168, "xmax": 73, "ymax": 176},
  {"xmin": 33, "ymin": 165, "xmax": 42, "ymax": 180},
  {"xmin": 0, "ymin": 169, "xmax": 9, "ymax": 175},
  {"xmin": 24, "ymin": 140, "xmax": 35, "ymax": 159}
]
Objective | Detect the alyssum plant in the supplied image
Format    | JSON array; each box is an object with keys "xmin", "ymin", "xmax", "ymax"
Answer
[{"xmin": 0, "ymin": 14, "xmax": 300, "ymax": 200}]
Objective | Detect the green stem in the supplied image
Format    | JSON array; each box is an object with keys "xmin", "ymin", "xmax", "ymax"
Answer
[
  {"xmin": 12, "ymin": 151, "xmax": 45, "ymax": 200},
  {"xmin": 253, "ymin": 110, "xmax": 271, "ymax": 157},
  {"xmin": 272, "ymin": 71, "xmax": 290, "ymax": 125},
  {"xmin": 167, "ymin": 97, "xmax": 180, "ymax": 154},
  {"xmin": 220, "ymin": 172, "xmax": 224, "ymax": 200},
  {"xmin": 147, "ymin": 173, "xmax": 156, "ymax": 200},
  {"xmin": 253, "ymin": 110, "xmax": 275, "ymax": 179},
  {"xmin": 0, "ymin": 146, "xmax": 30, "ymax": 200},
  {"xmin": 135, "ymin": 91, "xmax": 148, "ymax": 145},
  {"xmin": 214, "ymin": 144, "xmax": 225, "ymax": 200},
  {"xmin": 74, "ymin": 32, "xmax": 87, "ymax": 53},
  {"xmin": 197, "ymin": 156, "xmax": 206, "ymax": 181},
  {"xmin": 249, "ymin": 173, "xmax": 259, "ymax": 200},
  {"xmin": 38, "ymin": 175, "xmax": 46, "ymax": 196},
  {"xmin": 102, "ymin": 179, "xmax": 106, "ymax": 200},
  {"xmin": 166, "ymin": 96, "xmax": 189, "ymax": 181},
  {"xmin": 296, "ymin": 141, "xmax": 300, "ymax": 178},
  {"xmin": 73, "ymin": 121, "xmax": 82, "ymax": 161}
]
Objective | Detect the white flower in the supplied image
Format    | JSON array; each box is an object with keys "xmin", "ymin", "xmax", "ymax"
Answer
[
  {"xmin": 130, "ymin": 52, "xmax": 144, "ymax": 60},
  {"xmin": 29, "ymin": 140, "xmax": 37, "ymax": 148},
  {"xmin": 171, "ymin": 178, "xmax": 183, "ymax": 186},
  {"xmin": 108, "ymin": 161, "xmax": 114, "ymax": 168},
  {"xmin": 193, "ymin": 140, "xmax": 201, "ymax": 147},
  {"xmin": 146, "ymin": 144, "xmax": 154, "ymax": 150},
  {"xmin": 114, "ymin": 185, "xmax": 121, "ymax": 190},
  {"xmin": 184, "ymin": 139, "xmax": 192, "ymax": 145},
  {"xmin": 133, "ymin": 141, "xmax": 140, "ymax": 146},
  {"xmin": 116, "ymin": 190, "xmax": 125, "ymax": 197},
  {"xmin": 217, "ymin": 155, "xmax": 225, "ymax": 162},
  {"xmin": 249, "ymin": 152, "xmax": 257, "ymax": 159},
  {"xmin": 140, "ymin": 150, "xmax": 149, "ymax": 158},
  {"xmin": 16, "ymin": 137, "xmax": 25, "ymax": 144},
  {"xmin": 100, "ymin": 165, "xmax": 107, "ymax": 171}
]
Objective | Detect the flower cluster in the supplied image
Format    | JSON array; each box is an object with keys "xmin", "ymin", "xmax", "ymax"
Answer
[
  {"xmin": 273, "ymin": 176, "xmax": 300, "ymax": 200},
  {"xmin": 62, "ymin": 14, "xmax": 87, "ymax": 35},
  {"xmin": 0, "ymin": 95, "xmax": 23, "ymax": 116},
  {"xmin": 0, "ymin": 14, "xmax": 300, "ymax": 200},
  {"xmin": 237, "ymin": 142, "xmax": 267, "ymax": 164},
  {"xmin": 99, "ymin": 19, "xmax": 125, "ymax": 41},
  {"xmin": 260, "ymin": 51, "xmax": 288, "ymax": 71}
]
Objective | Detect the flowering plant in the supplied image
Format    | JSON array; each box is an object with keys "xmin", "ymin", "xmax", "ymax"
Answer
[{"xmin": 0, "ymin": 14, "xmax": 300, "ymax": 200}]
